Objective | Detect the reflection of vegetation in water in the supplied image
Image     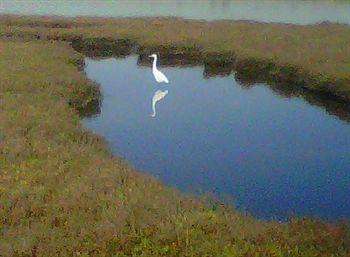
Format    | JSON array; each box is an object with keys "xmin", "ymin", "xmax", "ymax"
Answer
[
  {"xmin": 234, "ymin": 68, "xmax": 350, "ymax": 123},
  {"xmin": 301, "ymin": 91, "xmax": 350, "ymax": 123}
]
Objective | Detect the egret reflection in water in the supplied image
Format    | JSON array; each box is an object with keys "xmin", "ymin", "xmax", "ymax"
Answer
[{"xmin": 151, "ymin": 89, "xmax": 168, "ymax": 117}]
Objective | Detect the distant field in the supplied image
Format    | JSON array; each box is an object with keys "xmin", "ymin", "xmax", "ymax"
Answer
[{"xmin": 1, "ymin": 16, "xmax": 350, "ymax": 256}]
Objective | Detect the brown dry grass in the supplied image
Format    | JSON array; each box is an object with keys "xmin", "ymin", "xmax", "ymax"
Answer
[{"xmin": 1, "ymin": 16, "xmax": 350, "ymax": 256}]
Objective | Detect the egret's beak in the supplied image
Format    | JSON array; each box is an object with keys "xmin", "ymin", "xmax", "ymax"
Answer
[{"xmin": 148, "ymin": 55, "xmax": 152, "ymax": 58}]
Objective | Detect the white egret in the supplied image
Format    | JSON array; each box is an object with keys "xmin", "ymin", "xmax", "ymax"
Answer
[
  {"xmin": 149, "ymin": 54, "xmax": 169, "ymax": 84},
  {"xmin": 151, "ymin": 89, "xmax": 168, "ymax": 117}
]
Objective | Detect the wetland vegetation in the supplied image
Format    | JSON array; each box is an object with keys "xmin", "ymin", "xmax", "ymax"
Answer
[
  {"xmin": 1, "ymin": 15, "xmax": 349, "ymax": 102},
  {"xmin": 1, "ymin": 15, "xmax": 350, "ymax": 256}
]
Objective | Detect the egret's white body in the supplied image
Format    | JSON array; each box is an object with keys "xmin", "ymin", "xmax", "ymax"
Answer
[
  {"xmin": 149, "ymin": 54, "xmax": 169, "ymax": 84},
  {"xmin": 151, "ymin": 89, "xmax": 168, "ymax": 117}
]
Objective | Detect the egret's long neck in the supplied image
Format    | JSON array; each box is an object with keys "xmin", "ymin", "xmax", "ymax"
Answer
[
  {"xmin": 152, "ymin": 56, "xmax": 158, "ymax": 71},
  {"xmin": 151, "ymin": 99, "xmax": 156, "ymax": 117}
]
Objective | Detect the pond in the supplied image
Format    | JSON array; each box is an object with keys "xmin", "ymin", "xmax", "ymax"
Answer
[
  {"xmin": 1, "ymin": 0, "xmax": 350, "ymax": 25},
  {"xmin": 83, "ymin": 56, "xmax": 350, "ymax": 220}
]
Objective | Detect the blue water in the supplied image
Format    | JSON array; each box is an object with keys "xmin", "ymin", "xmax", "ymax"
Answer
[
  {"xmin": 1, "ymin": 0, "xmax": 350, "ymax": 25},
  {"xmin": 83, "ymin": 56, "xmax": 350, "ymax": 220}
]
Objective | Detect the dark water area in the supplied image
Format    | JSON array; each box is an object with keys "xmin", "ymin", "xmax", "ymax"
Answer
[
  {"xmin": 1, "ymin": 0, "xmax": 350, "ymax": 25},
  {"xmin": 82, "ymin": 56, "xmax": 350, "ymax": 220}
]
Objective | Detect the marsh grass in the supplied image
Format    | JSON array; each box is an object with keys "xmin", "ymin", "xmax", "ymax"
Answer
[
  {"xmin": 0, "ymin": 18, "xmax": 350, "ymax": 256},
  {"xmin": 0, "ymin": 15, "xmax": 350, "ymax": 100}
]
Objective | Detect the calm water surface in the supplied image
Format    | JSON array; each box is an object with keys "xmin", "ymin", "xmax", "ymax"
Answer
[
  {"xmin": 83, "ymin": 56, "xmax": 350, "ymax": 220},
  {"xmin": 1, "ymin": 0, "xmax": 350, "ymax": 24}
]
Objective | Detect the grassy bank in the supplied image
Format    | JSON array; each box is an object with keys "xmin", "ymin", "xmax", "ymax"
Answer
[
  {"xmin": 1, "ymin": 38, "xmax": 350, "ymax": 257},
  {"xmin": 0, "ymin": 17, "xmax": 350, "ymax": 256},
  {"xmin": 0, "ymin": 15, "xmax": 350, "ymax": 102}
]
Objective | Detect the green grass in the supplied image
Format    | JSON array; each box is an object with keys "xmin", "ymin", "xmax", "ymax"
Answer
[{"xmin": 0, "ymin": 17, "xmax": 350, "ymax": 256}]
